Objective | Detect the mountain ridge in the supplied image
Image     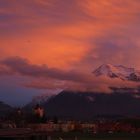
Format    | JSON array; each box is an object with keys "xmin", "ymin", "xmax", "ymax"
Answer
[{"xmin": 40, "ymin": 91, "xmax": 140, "ymax": 119}]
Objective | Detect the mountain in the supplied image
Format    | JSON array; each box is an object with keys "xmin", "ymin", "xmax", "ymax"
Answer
[
  {"xmin": 93, "ymin": 64, "xmax": 140, "ymax": 81},
  {"xmin": 27, "ymin": 64, "xmax": 140, "ymax": 106},
  {"xmin": 38, "ymin": 90, "xmax": 140, "ymax": 119},
  {"xmin": 24, "ymin": 64, "xmax": 140, "ymax": 119},
  {"xmin": 0, "ymin": 101, "xmax": 13, "ymax": 116}
]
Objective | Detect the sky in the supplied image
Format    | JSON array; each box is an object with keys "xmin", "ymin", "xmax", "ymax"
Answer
[{"xmin": 1, "ymin": 0, "xmax": 140, "ymax": 106}]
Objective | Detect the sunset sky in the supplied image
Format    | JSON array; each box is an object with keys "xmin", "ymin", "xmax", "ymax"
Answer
[{"xmin": 1, "ymin": 0, "xmax": 140, "ymax": 106}]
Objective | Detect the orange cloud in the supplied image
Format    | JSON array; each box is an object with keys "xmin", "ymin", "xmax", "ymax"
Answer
[
  {"xmin": 0, "ymin": 32, "xmax": 88, "ymax": 70},
  {"xmin": 1, "ymin": 0, "xmax": 140, "ymax": 72}
]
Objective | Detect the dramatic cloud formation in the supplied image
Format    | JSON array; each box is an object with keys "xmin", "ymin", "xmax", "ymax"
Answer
[
  {"xmin": 0, "ymin": 56, "xmax": 92, "ymax": 82},
  {"xmin": 1, "ymin": 0, "xmax": 140, "ymax": 105},
  {"xmin": 1, "ymin": 56, "xmax": 140, "ymax": 94}
]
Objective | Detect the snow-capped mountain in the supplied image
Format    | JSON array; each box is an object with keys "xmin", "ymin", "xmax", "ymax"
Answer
[
  {"xmin": 93, "ymin": 64, "xmax": 140, "ymax": 81},
  {"xmin": 24, "ymin": 64, "xmax": 140, "ymax": 115}
]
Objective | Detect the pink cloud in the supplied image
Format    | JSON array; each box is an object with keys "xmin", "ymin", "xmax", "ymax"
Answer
[{"xmin": 1, "ymin": 56, "xmax": 140, "ymax": 93}]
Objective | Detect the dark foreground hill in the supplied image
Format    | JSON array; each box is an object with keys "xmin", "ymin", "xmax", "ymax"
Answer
[
  {"xmin": 25, "ymin": 91, "xmax": 140, "ymax": 119},
  {"xmin": 0, "ymin": 101, "xmax": 13, "ymax": 116}
]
